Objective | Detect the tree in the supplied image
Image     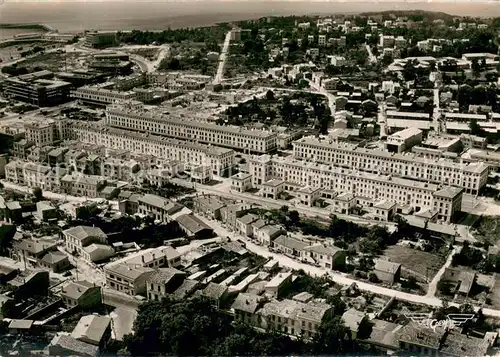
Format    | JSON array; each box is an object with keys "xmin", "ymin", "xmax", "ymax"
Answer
[
  {"xmin": 437, "ymin": 280, "xmax": 453, "ymax": 296},
  {"xmin": 325, "ymin": 294, "xmax": 346, "ymax": 315},
  {"xmin": 358, "ymin": 256, "xmax": 374, "ymax": 272},
  {"xmin": 312, "ymin": 315, "xmax": 351, "ymax": 354},
  {"xmin": 0, "ymin": 224, "xmax": 16, "ymax": 255},
  {"xmin": 469, "ymin": 119, "xmax": 484, "ymax": 136},
  {"xmin": 266, "ymin": 90, "xmax": 275, "ymax": 101},
  {"xmin": 368, "ymin": 272, "xmax": 379, "ymax": 283},
  {"xmin": 126, "ymin": 296, "xmax": 306, "ymax": 356},
  {"xmin": 32, "ymin": 187, "xmax": 43, "ymax": 201},
  {"xmin": 471, "ymin": 58, "xmax": 481, "ymax": 77}
]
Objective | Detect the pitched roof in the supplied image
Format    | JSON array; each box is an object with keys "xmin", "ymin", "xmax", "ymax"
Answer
[
  {"xmin": 231, "ymin": 292, "xmax": 264, "ymax": 314},
  {"xmin": 175, "ymin": 214, "xmax": 212, "ymax": 235},
  {"xmin": 71, "ymin": 315, "xmax": 111, "ymax": 345},
  {"xmin": 397, "ymin": 322, "xmax": 444, "ymax": 349},
  {"xmin": 60, "ymin": 280, "xmax": 97, "ymax": 300},
  {"xmin": 238, "ymin": 213, "xmax": 259, "ymax": 225},
  {"xmin": 41, "ymin": 251, "xmax": 68, "ymax": 265},
  {"xmin": 274, "ymin": 235, "xmax": 307, "ymax": 251},
  {"xmin": 439, "ymin": 331, "xmax": 490, "ymax": 357},
  {"xmin": 139, "ymin": 194, "xmax": 182, "ymax": 213},
  {"xmin": 161, "ymin": 246, "xmax": 181, "ymax": 261},
  {"xmin": 83, "ymin": 244, "xmax": 115, "ymax": 260},
  {"xmin": 49, "ymin": 334, "xmax": 99, "ymax": 357},
  {"xmin": 201, "ymin": 282, "xmax": 227, "ymax": 300},
  {"xmin": 252, "ymin": 219, "xmax": 266, "ymax": 230},
  {"xmin": 104, "ymin": 263, "xmax": 154, "ymax": 281},
  {"xmin": 172, "ymin": 279, "xmax": 198, "ymax": 300},
  {"xmin": 146, "ymin": 267, "xmax": 185, "ymax": 285},
  {"xmin": 292, "ymin": 291, "xmax": 314, "ymax": 303},
  {"xmin": 374, "ymin": 260, "xmax": 401, "ymax": 275},
  {"xmin": 433, "ymin": 186, "xmax": 463, "ymax": 199},
  {"xmin": 303, "ymin": 243, "xmax": 343, "ymax": 256},
  {"xmin": 342, "ymin": 308, "xmax": 366, "ymax": 332},
  {"xmin": 63, "ymin": 226, "xmax": 107, "ymax": 241}
]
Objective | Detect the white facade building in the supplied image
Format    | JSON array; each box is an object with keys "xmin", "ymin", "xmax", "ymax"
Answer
[
  {"xmin": 105, "ymin": 103, "xmax": 277, "ymax": 153},
  {"xmin": 249, "ymin": 155, "xmax": 463, "ymax": 222},
  {"xmin": 71, "ymin": 86, "xmax": 137, "ymax": 105},
  {"xmin": 70, "ymin": 123, "xmax": 234, "ymax": 176},
  {"xmin": 292, "ymin": 137, "xmax": 488, "ymax": 194}
]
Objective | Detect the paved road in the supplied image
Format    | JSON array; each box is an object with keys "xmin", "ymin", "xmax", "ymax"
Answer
[
  {"xmin": 378, "ymin": 102, "xmax": 388, "ymax": 138},
  {"xmin": 365, "ymin": 44, "xmax": 377, "ymax": 64},
  {"xmin": 306, "ymin": 80, "xmax": 336, "ymax": 117},
  {"xmin": 183, "ymin": 180, "xmax": 397, "ymax": 229},
  {"xmin": 130, "ymin": 55, "xmax": 149, "ymax": 72},
  {"xmin": 197, "ymin": 216, "xmax": 500, "ymax": 317},
  {"xmin": 57, "ymin": 246, "xmax": 106, "ymax": 285},
  {"xmin": 128, "ymin": 45, "xmax": 170, "ymax": 73},
  {"xmin": 213, "ymin": 31, "xmax": 232, "ymax": 84}
]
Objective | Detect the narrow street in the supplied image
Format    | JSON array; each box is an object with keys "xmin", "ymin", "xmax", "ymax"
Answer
[
  {"xmin": 306, "ymin": 80, "xmax": 336, "ymax": 117},
  {"xmin": 57, "ymin": 246, "xmax": 106, "ymax": 286},
  {"xmin": 213, "ymin": 31, "xmax": 232, "ymax": 84},
  {"xmin": 426, "ymin": 245, "xmax": 461, "ymax": 298},
  {"xmin": 433, "ymin": 87, "xmax": 442, "ymax": 133}
]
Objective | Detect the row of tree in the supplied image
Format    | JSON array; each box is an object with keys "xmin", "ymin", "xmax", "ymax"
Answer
[
  {"xmin": 124, "ymin": 296, "xmax": 359, "ymax": 356},
  {"xmin": 116, "ymin": 27, "xmax": 228, "ymax": 45}
]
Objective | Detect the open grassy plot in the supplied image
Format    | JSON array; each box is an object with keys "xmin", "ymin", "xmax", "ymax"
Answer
[{"xmin": 384, "ymin": 245, "xmax": 446, "ymax": 281}]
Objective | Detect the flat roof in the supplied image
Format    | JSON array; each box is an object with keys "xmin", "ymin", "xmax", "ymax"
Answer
[
  {"xmin": 386, "ymin": 110, "xmax": 430, "ymax": 119},
  {"xmin": 73, "ymin": 122, "xmax": 234, "ymax": 157},
  {"xmin": 107, "ymin": 104, "xmax": 277, "ymax": 139}
]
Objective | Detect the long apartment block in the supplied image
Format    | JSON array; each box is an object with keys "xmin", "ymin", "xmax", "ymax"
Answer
[
  {"xmin": 70, "ymin": 122, "xmax": 234, "ymax": 176},
  {"xmin": 293, "ymin": 136, "xmax": 489, "ymax": 194},
  {"xmin": 71, "ymin": 86, "xmax": 137, "ymax": 105},
  {"xmin": 105, "ymin": 103, "xmax": 277, "ymax": 154},
  {"xmin": 249, "ymin": 155, "xmax": 463, "ymax": 223}
]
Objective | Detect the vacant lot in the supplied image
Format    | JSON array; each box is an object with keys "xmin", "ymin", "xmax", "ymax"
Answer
[
  {"xmin": 384, "ymin": 245, "xmax": 446, "ymax": 282},
  {"xmin": 474, "ymin": 216, "xmax": 500, "ymax": 244}
]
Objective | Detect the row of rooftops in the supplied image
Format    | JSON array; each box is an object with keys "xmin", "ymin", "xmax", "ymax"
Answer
[
  {"xmin": 106, "ymin": 104, "xmax": 277, "ymax": 139},
  {"xmin": 72, "ymin": 121, "xmax": 234, "ymax": 157},
  {"xmin": 293, "ymin": 136, "xmax": 489, "ymax": 174},
  {"xmin": 251, "ymin": 156, "xmax": 470, "ymax": 194},
  {"xmin": 73, "ymin": 86, "xmax": 136, "ymax": 97}
]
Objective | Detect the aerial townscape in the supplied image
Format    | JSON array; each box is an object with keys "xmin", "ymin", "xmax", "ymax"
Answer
[{"xmin": 1, "ymin": 7, "xmax": 500, "ymax": 357}]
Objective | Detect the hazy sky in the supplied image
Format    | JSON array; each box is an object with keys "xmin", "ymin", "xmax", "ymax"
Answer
[{"xmin": 2, "ymin": 0, "xmax": 499, "ymax": 2}]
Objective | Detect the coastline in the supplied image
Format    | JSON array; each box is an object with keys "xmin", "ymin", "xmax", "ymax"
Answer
[{"xmin": 0, "ymin": 1, "xmax": 499, "ymax": 33}]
